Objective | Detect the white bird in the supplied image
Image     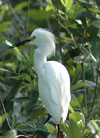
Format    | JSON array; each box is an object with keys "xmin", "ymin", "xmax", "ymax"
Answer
[{"xmin": 14, "ymin": 28, "xmax": 71, "ymax": 124}]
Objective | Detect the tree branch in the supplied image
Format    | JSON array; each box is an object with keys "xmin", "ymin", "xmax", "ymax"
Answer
[
  {"xmin": 6, "ymin": 0, "xmax": 25, "ymax": 36},
  {"xmin": 0, "ymin": 96, "xmax": 12, "ymax": 130}
]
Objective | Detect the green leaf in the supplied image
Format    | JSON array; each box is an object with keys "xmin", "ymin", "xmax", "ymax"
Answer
[
  {"xmin": 46, "ymin": 0, "xmax": 52, "ymax": 5},
  {"xmin": 29, "ymin": 48, "xmax": 35, "ymax": 66},
  {"xmin": 14, "ymin": 2, "xmax": 28, "ymax": 12},
  {"xmin": 17, "ymin": 125, "xmax": 36, "ymax": 132},
  {"xmin": 88, "ymin": 120, "xmax": 100, "ymax": 135},
  {"xmin": 16, "ymin": 122, "xmax": 36, "ymax": 132},
  {"xmin": 45, "ymin": 123, "xmax": 56, "ymax": 135},
  {"xmin": 72, "ymin": 82, "xmax": 87, "ymax": 90},
  {"xmin": 0, "ymin": 114, "xmax": 7, "ymax": 127},
  {"xmin": 0, "ymin": 36, "xmax": 5, "ymax": 44},
  {"xmin": 7, "ymin": 81, "xmax": 21, "ymax": 100},
  {"xmin": 0, "ymin": 21, "xmax": 10, "ymax": 33},
  {"xmin": 12, "ymin": 114, "xmax": 18, "ymax": 128},
  {"xmin": 3, "ymin": 130, "xmax": 17, "ymax": 138},
  {"xmin": 71, "ymin": 96, "xmax": 81, "ymax": 107},
  {"xmin": 0, "ymin": 39, "xmax": 14, "ymax": 56},
  {"xmin": 17, "ymin": 122, "xmax": 47, "ymax": 133},
  {"xmin": 0, "ymin": 67, "xmax": 11, "ymax": 72},
  {"xmin": 61, "ymin": 120, "xmax": 82, "ymax": 138},
  {"xmin": 12, "ymin": 97, "xmax": 29, "ymax": 102},
  {"xmin": 45, "ymin": 0, "xmax": 54, "ymax": 11},
  {"xmin": 60, "ymin": 122, "xmax": 69, "ymax": 135},
  {"xmin": 91, "ymin": 20, "xmax": 100, "ymax": 28},
  {"xmin": 0, "ymin": 5, "xmax": 8, "ymax": 19},
  {"xmin": 12, "ymin": 63, "xmax": 17, "ymax": 73},
  {"xmin": 65, "ymin": 0, "xmax": 73, "ymax": 11},
  {"xmin": 68, "ymin": 120, "xmax": 81, "ymax": 138},
  {"xmin": 29, "ymin": 90, "xmax": 39, "ymax": 105},
  {"xmin": 60, "ymin": 0, "xmax": 65, "ymax": 6},
  {"xmin": 30, "ymin": 105, "xmax": 46, "ymax": 119},
  {"xmin": 95, "ymin": 0, "xmax": 100, "ymax": 7},
  {"xmin": 67, "ymin": 2, "xmax": 80, "ymax": 19},
  {"xmin": 36, "ymin": 122, "xmax": 47, "ymax": 132},
  {"xmin": 26, "ymin": 9, "xmax": 51, "ymax": 21},
  {"xmin": 92, "ymin": 36, "xmax": 100, "ymax": 58},
  {"xmin": 21, "ymin": 73, "xmax": 31, "ymax": 82},
  {"xmin": 14, "ymin": 47, "xmax": 25, "ymax": 59},
  {"xmin": 0, "ymin": 43, "xmax": 11, "ymax": 56},
  {"xmin": 69, "ymin": 112, "xmax": 85, "ymax": 124},
  {"xmin": 69, "ymin": 105, "xmax": 74, "ymax": 113},
  {"xmin": 74, "ymin": 64, "xmax": 82, "ymax": 81},
  {"xmin": 60, "ymin": 0, "xmax": 73, "ymax": 10},
  {"xmin": 45, "ymin": 5, "xmax": 54, "ymax": 11}
]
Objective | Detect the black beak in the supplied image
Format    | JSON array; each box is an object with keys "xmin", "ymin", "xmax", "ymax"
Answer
[{"xmin": 12, "ymin": 37, "xmax": 35, "ymax": 48}]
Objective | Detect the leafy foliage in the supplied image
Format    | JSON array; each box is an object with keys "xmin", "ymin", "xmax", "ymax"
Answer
[{"xmin": 0, "ymin": 0, "xmax": 100, "ymax": 137}]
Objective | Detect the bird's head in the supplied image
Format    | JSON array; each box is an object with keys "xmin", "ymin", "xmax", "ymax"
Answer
[
  {"xmin": 29, "ymin": 28, "xmax": 55, "ymax": 47},
  {"xmin": 13, "ymin": 28, "xmax": 56, "ymax": 57}
]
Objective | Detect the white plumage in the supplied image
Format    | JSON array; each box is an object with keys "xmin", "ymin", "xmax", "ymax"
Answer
[{"xmin": 29, "ymin": 28, "xmax": 71, "ymax": 124}]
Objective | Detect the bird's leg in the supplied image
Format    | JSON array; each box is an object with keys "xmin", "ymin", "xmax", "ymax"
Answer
[
  {"xmin": 57, "ymin": 124, "xmax": 60, "ymax": 138},
  {"xmin": 43, "ymin": 114, "xmax": 51, "ymax": 124}
]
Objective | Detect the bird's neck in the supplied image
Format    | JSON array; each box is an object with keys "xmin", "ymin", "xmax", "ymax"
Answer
[{"xmin": 34, "ymin": 49, "xmax": 47, "ymax": 75}]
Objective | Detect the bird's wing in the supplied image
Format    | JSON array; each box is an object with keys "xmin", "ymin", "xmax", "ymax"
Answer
[
  {"xmin": 38, "ymin": 62, "xmax": 71, "ymax": 123},
  {"xmin": 38, "ymin": 63, "xmax": 60, "ymax": 105}
]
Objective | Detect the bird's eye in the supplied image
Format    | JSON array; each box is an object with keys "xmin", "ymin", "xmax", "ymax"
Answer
[{"xmin": 29, "ymin": 36, "xmax": 36, "ymax": 41}]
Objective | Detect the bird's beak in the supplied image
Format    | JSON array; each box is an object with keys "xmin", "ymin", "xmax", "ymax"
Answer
[{"xmin": 13, "ymin": 37, "xmax": 35, "ymax": 48}]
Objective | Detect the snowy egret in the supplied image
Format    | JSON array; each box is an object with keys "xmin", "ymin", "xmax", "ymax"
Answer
[{"xmin": 14, "ymin": 28, "xmax": 71, "ymax": 136}]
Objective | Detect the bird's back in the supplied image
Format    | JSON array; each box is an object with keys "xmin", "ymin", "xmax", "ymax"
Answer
[{"xmin": 38, "ymin": 61, "xmax": 71, "ymax": 124}]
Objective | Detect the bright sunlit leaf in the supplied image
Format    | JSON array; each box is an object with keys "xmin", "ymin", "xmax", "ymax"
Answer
[
  {"xmin": 0, "ymin": 114, "xmax": 7, "ymax": 127},
  {"xmin": 45, "ymin": 123, "xmax": 57, "ymax": 135},
  {"xmin": 3, "ymin": 130, "xmax": 17, "ymax": 138},
  {"xmin": 65, "ymin": 0, "xmax": 73, "ymax": 10}
]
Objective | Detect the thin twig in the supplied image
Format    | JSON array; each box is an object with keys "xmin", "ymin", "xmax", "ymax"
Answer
[
  {"xmin": 39, "ymin": 0, "xmax": 43, "ymax": 10},
  {"xmin": 59, "ymin": 21, "xmax": 78, "ymax": 48},
  {"xmin": 91, "ymin": 61, "xmax": 95, "ymax": 82},
  {"xmin": 82, "ymin": 100, "xmax": 100, "ymax": 136},
  {"xmin": 24, "ymin": 0, "xmax": 30, "ymax": 37},
  {"xmin": 6, "ymin": 0, "xmax": 25, "ymax": 36},
  {"xmin": 0, "ymin": 96, "xmax": 12, "ymax": 130},
  {"xmin": 81, "ymin": 62, "xmax": 87, "ymax": 109},
  {"xmin": 91, "ymin": 74, "xmax": 98, "ymax": 111},
  {"xmin": 15, "ymin": 135, "xmax": 30, "ymax": 138},
  {"xmin": 56, "ymin": 0, "xmax": 63, "ymax": 62}
]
